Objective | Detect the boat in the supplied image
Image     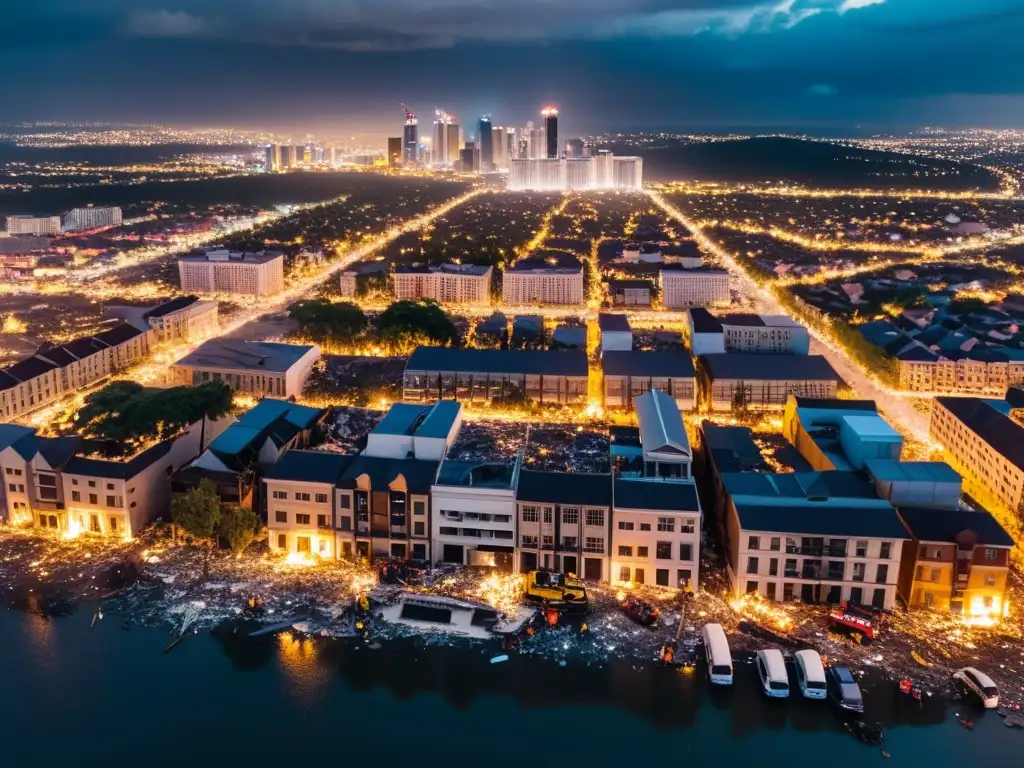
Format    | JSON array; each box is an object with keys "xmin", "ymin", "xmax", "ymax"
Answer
[
  {"xmin": 954, "ymin": 667, "xmax": 1000, "ymax": 709},
  {"xmin": 376, "ymin": 592, "xmax": 536, "ymax": 640},
  {"xmin": 619, "ymin": 595, "xmax": 660, "ymax": 626},
  {"xmin": 829, "ymin": 602, "xmax": 879, "ymax": 643}
]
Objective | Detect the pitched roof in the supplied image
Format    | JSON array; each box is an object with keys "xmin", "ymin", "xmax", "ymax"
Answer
[
  {"xmin": 35, "ymin": 436, "xmax": 83, "ymax": 468},
  {"xmin": 0, "ymin": 424, "xmax": 34, "ymax": 452},
  {"xmin": 2, "ymin": 355, "xmax": 59, "ymax": 382},
  {"xmin": 63, "ymin": 440, "xmax": 172, "ymax": 480},
  {"xmin": 734, "ymin": 502, "xmax": 909, "ymax": 539},
  {"xmin": 897, "ymin": 507, "xmax": 1013, "ymax": 547},
  {"xmin": 263, "ymin": 450, "xmax": 355, "ymax": 484},
  {"xmin": 174, "ymin": 340, "xmax": 317, "ymax": 373},
  {"xmin": 338, "ymin": 455, "xmax": 439, "ymax": 494},
  {"xmin": 405, "ymin": 347, "xmax": 588, "ymax": 377},
  {"xmin": 143, "ymin": 296, "xmax": 201, "ymax": 319},
  {"xmin": 636, "ymin": 389, "xmax": 690, "ymax": 456},
  {"xmin": 936, "ymin": 397, "xmax": 1024, "ymax": 472},
  {"xmin": 516, "ymin": 470, "xmax": 612, "ymax": 507},
  {"xmin": 614, "ymin": 479, "xmax": 700, "ymax": 512},
  {"xmin": 701, "ymin": 353, "xmax": 839, "ymax": 382},
  {"xmin": 92, "ymin": 322, "xmax": 147, "ymax": 347},
  {"xmin": 602, "ymin": 351, "xmax": 695, "ymax": 378}
]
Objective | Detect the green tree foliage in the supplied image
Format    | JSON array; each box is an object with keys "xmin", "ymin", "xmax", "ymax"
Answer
[
  {"xmin": 76, "ymin": 381, "xmax": 232, "ymax": 456},
  {"xmin": 219, "ymin": 506, "xmax": 262, "ymax": 555},
  {"xmin": 171, "ymin": 479, "xmax": 222, "ymax": 577},
  {"xmin": 288, "ymin": 299, "xmax": 368, "ymax": 344},
  {"xmin": 376, "ymin": 299, "xmax": 457, "ymax": 348}
]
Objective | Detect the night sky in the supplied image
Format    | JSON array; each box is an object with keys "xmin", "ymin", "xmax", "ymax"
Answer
[{"xmin": 4, "ymin": 1, "xmax": 1023, "ymax": 138}]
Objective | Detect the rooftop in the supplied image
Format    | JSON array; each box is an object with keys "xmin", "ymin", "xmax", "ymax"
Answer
[
  {"xmin": 598, "ymin": 313, "xmax": 631, "ymax": 332},
  {"xmin": 406, "ymin": 347, "xmax": 588, "ymax": 377},
  {"xmin": 418, "ymin": 401, "xmax": 463, "ymax": 439},
  {"xmin": 636, "ymin": 389, "xmax": 690, "ymax": 458},
  {"xmin": 865, "ymin": 459, "xmax": 961, "ymax": 484},
  {"xmin": 142, "ymin": 296, "xmax": 202, "ymax": 319},
  {"xmin": 702, "ymin": 353, "xmax": 839, "ymax": 382},
  {"xmin": 263, "ymin": 450, "xmax": 355, "ymax": 484},
  {"xmin": 936, "ymin": 397, "xmax": 1024, "ymax": 472},
  {"xmin": 614, "ymin": 478, "xmax": 700, "ymax": 512},
  {"xmin": 373, "ymin": 403, "xmax": 431, "ymax": 436},
  {"xmin": 63, "ymin": 440, "xmax": 173, "ymax": 480},
  {"xmin": 897, "ymin": 507, "xmax": 1014, "ymax": 548},
  {"xmin": 395, "ymin": 262, "xmax": 491, "ymax": 276},
  {"xmin": 602, "ymin": 351, "xmax": 695, "ymax": 378},
  {"xmin": 338, "ymin": 455, "xmax": 439, "ymax": 494},
  {"xmin": 699, "ymin": 421, "xmax": 766, "ymax": 473},
  {"xmin": 516, "ymin": 469, "xmax": 612, "ymax": 507},
  {"xmin": 435, "ymin": 459, "xmax": 517, "ymax": 489},
  {"xmin": 723, "ymin": 469, "xmax": 883, "ymax": 503},
  {"xmin": 734, "ymin": 502, "xmax": 909, "ymax": 539},
  {"xmin": 174, "ymin": 340, "xmax": 318, "ymax": 373},
  {"xmin": 508, "ymin": 251, "xmax": 582, "ymax": 273},
  {"xmin": 180, "ymin": 250, "xmax": 283, "ymax": 264}
]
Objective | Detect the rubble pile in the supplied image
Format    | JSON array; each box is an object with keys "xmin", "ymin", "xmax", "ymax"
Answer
[
  {"xmin": 303, "ymin": 355, "xmax": 406, "ymax": 406},
  {"xmin": 321, "ymin": 406, "xmax": 385, "ymax": 453},
  {"xmin": 446, "ymin": 421, "xmax": 527, "ymax": 463},
  {"xmin": 523, "ymin": 423, "xmax": 610, "ymax": 473}
]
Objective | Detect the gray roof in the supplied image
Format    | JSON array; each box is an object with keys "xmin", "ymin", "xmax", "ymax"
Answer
[
  {"xmin": 699, "ymin": 422, "xmax": 765, "ymax": 473},
  {"xmin": 735, "ymin": 502, "xmax": 909, "ymax": 539},
  {"xmin": 636, "ymin": 389, "xmax": 690, "ymax": 456},
  {"xmin": 406, "ymin": 347, "xmax": 588, "ymax": 377},
  {"xmin": 598, "ymin": 313, "xmax": 631, "ymax": 332},
  {"xmin": 263, "ymin": 450, "xmax": 355, "ymax": 484},
  {"xmin": 701, "ymin": 354, "xmax": 839, "ymax": 382},
  {"xmin": 602, "ymin": 351, "xmax": 695, "ymax": 378},
  {"xmin": 723, "ymin": 470, "xmax": 881, "ymax": 501},
  {"xmin": 897, "ymin": 507, "xmax": 1013, "ymax": 547},
  {"xmin": 143, "ymin": 296, "xmax": 201, "ymax": 319},
  {"xmin": 338, "ymin": 455, "xmax": 439, "ymax": 494},
  {"xmin": 936, "ymin": 397, "xmax": 1024, "ymax": 472},
  {"xmin": 63, "ymin": 440, "xmax": 173, "ymax": 480},
  {"xmin": 614, "ymin": 479, "xmax": 700, "ymax": 512},
  {"xmin": 865, "ymin": 459, "xmax": 961, "ymax": 484},
  {"xmin": 417, "ymin": 401, "xmax": 462, "ymax": 439},
  {"xmin": 395, "ymin": 263, "xmax": 490, "ymax": 276},
  {"xmin": 688, "ymin": 308, "xmax": 723, "ymax": 333},
  {"xmin": 373, "ymin": 403, "xmax": 430, "ymax": 436},
  {"xmin": 180, "ymin": 250, "xmax": 282, "ymax": 264},
  {"xmin": 516, "ymin": 470, "xmax": 612, "ymax": 506},
  {"xmin": 435, "ymin": 460, "xmax": 517, "ymax": 489},
  {"xmin": 174, "ymin": 340, "xmax": 317, "ymax": 373}
]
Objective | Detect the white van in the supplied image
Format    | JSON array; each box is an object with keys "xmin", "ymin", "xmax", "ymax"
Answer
[
  {"xmin": 756, "ymin": 649, "xmax": 790, "ymax": 698},
  {"xmin": 793, "ymin": 650, "xmax": 827, "ymax": 700},
  {"xmin": 702, "ymin": 623, "xmax": 733, "ymax": 686},
  {"xmin": 954, "ymin": 667, "xmax": 999, "ymax": 708}
]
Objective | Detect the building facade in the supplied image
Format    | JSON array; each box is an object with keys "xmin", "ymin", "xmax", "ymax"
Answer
[
  {"xmin": 686, "ymin": 309, "xmax": 810, "ymax": 356},
  {"xmin": 178, "ymin": 250, "xmax": 285, "ymax": 296},
  {"xmin": 144, "ymin": 296, "xmax": 219, "ymax": 343},
  {"xmin": 63, "ymin": 206, "xmax": 122, "ymax": 232},
  {"xmin": 602, "ymin": 351, "xmax": 696, "ymax": 411},
  {"xmin": 432, "ymin": 459, "xmax": 519, "ymax": 569},
  {"xmin": 699, "ymin": 354, "xmax": 840, "ymax": 411},
  {"xmin": 898, "ymin": 352, "xmax": 1024, "ymax": 395},
  {"xmin": 502, "ymin": 253, "xmax": 584, "ymax": 305},
  {"xmin": 169, "ymin": 340, "xmax": 321, "ymax": 399},
  {"xmin": 393, "ymin": 263, "xmax": 492, "ymax": 305},
  {"xmin": 6, "ymin": 215, "xmax": 61, "ymax": 236},
  {"xmin": 661, "ymin": 270, "xmax": 730, "ymax": 309},
  {"xmin": 507, "ymin": 154, "xmax": 643, "ymax": 191}
]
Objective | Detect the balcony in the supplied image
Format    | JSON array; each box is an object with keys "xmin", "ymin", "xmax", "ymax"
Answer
[
  {"xmin": 825, "ymin": 546, "xmax": 848, "ymax": 558},
  {"xmin": 826, "ymin": 569, "xmax": 846, "ymax": 581},
  {"xmin": 786, "ymin": 546, "xmax": 823, "ymax": 557},
  {"xmin": 783, "ymin": 569, "xmax": 800, "ymax": 578},
  {"xmin": 557, "ymin": 542, "xmax": 578, "ymax": 552}
]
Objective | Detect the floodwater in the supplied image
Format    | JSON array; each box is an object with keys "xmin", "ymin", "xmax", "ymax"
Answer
[{"xmin": 0, "ymin": 610, "xmax": 1018, "ymax": 767}]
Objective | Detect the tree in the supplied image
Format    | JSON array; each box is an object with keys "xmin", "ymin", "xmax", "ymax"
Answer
[
  {"xmin": 376, "ymin": 299, "xmax": 457, "ymax": 348},
  {"xmin": 288, "ymin": 299, "xmax": 368, "ymax": 344},
  {"xmin": 219, "ymin": 506, "xmax": 262, "ymax": 556},
  {"xmin": 171, "ymin": 479, "xmax": 222, "ymax": 577}
]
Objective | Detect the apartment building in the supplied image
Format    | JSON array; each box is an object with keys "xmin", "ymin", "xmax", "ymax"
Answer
[
  {"xmin": 897, "ymin": 506, "xmax": 1013, "ymax": 618},
  {"xmin": 516, "ymin": 470, "xmax": 613, "ymax": 581},
  {"xmin": 897, "ymin": 347, "xmax": 1024, "ymax": 395},
  {"xmin": 169, "ymin": 340, "xmax": 321, "ymax": 399},
  {"xmin": 177, "ymin": 250, "xmax": 285, "ymax": 297},
  {"xmin": 686, "ymin": 308, "xmax": 810, "ymax": 356},
  {"xmin": 62, "ymin": 206, "xmax": 122, "ymax": 232},
  {"xmin": 782, "ymin": 396, "xmax": 903, "ymax": 472},
  {"xmin": 393, "ymin": 263, "xmax": 492, "ymax": 306},
  {"xmin": 602, "ymin": 351, "xmax": 696, "ymax": 411},
  {"xmin": 607, "ymin": 279, "xmax": 653, "ymax": 307},
  {"xmin": 338, "ymin": 271, "xmax": 358, "ymax": 299},
  {"xmin": 403, "ymin": 347, "xmax": 588, "ymax": 406},
  {"xmin": 502, "ymin": 252, "xmax": 584, "ymax": 306},
  {"xmin": 929, "ymin": 397, "xmax": 1024, "ymax": 523},
  {"xmin": 265, "ymin": 451, "xmax": 353, "ymax": 559},
  {"xmin": 660, "ymin": 268, "xmax": 730, "ymax": 309},
  {"xmin": 6, "ymin": 215, "xmax": 61, "ymax": 236},
  {"xmin": 698, "ymin": 354, "xmax": 840, "ymax": 411},
  {"xmin": 143, "ymin": 296, "xmax": 219, "ymax": 343},
  {"xmin": 598, "ymin": 313, "xmax": 632, "ymax": 352},
  {"xmin": 0, "ymin": 323, "xmax": 154, "ymax": 420}
]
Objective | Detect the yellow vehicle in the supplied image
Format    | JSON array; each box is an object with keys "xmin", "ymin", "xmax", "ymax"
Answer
[{"xmin": 524, "ymin": 571, "xmax": 588, "ymax": 610}]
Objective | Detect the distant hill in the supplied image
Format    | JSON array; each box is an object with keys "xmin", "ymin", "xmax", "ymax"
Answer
[{"xmin": 600, "ymin": 136, "xmax": 1002, "ymax": 191}]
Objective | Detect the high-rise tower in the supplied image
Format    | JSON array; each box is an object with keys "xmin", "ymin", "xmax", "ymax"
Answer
[
  {"xmin": 402, "ymin": 104, "xmax": 419, "ymax": 165},
  {"xmin": 541, "ymin": 107, "xmax": 558, "ymax": 159},
  {"xmin": 479, "ymin": 116, "xmax": 493, "ymax": 171}
]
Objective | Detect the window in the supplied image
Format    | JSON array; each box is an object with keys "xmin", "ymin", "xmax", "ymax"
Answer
[
  {"xmin": 317, "ymin": 515, "xmax": 329, "ymax": 528},
  {"xmin": 619, "ymin": 566, "xmax": 630, "ymax": 582},
  {"xmin": 850, "ymin": 587, "xmax": 863, "ymax": 605},
  {"xmin": 639, "ymin": 523, "xmax": 651, "ymax": 532},
  {"xmin": 618, "ymin": 545, "xmax": 633, "ymax": 557},
  {"xmin": 638, "ymin": 546, "xmax": 649, "ymax": 557},
  {"xmin": 985, "ymin": 548, "xmax": 999, "ymax": 561},
  {"xmin": 930, "ymin": 568, "xmax": 940, "ymax": 582},
  {"xmin": 584, "ymin": 537, "xmax": 604, "ymax": 553},
  {"xmin": 90, "ymin": 515, "xmax": 100, "ymax": 533},
  {"xmin": 875, "ymin": 564, "xmax": 889, "ymax": 584},
  {"xmin": 88, "ymin": 494, "xmax": 98, "ymax": 505},
  {"xmin": 88, "ymin": 481, "xmax": 96, "ymax": 488},
  {"xmin": 414, "ymin": 522, "xmax": 425, "ymax": 536},
  {"xmin": 656, "ymin": 541, "xmax": 672, "ymax": 560},
  {"xmin": 296, "ymin": 493, "xmax": 311, "ymax": 502},
  {"xmin": 340, "ymin": 494, "xmax": 351, "ymax": 509},
  {"xmin": 984, "ymin": 573, "xmax": 997, "ymax": 587},
  {"xmin": 277, "ymin": 534, "xmax": 287, "ymax": 549},
  {"xmin": 543, "ymin": 508, "xmax": 553, "ymax": 524},
  {"xmin": 769, "ymin": 537, "xmax": 780, "ymax": 551},
  {"xmin": 681, "ymin": 519, "xmax": 696, "ymax": 534},
  {"xmin": 852, "ymin": 563, "xmax": 866, "ymax": 582},
  {"xmin": 677, "ymin": 569, "xmax": 692, "ymax": 588},
  {"xmin": 766, "ymin": 583, "xmax": 777, "ymax": 600},
  {"xmin": 746, "ymin": 581, "xmax": 758, "ymax": 594},
  {"xmin": 272, "ymin": 490, "xmax": 287, "ymax": 500},
  {"xmin": 414, "ymin": 500, "xmax": 426, "ymax": 516},
  {"xmin": 106, "ymin": 495, "xmax": 116, "ymax": 507},
  {"xmin": 678, "ymin": 543, "xmax": 692, "ymax": 561},
  {"xmin": 656, "ymin": 569, "xmax": 669, "ymax": 587},
  {"xmin": 275, "ymin": 510, "xmax": 287, "ymax": 523},
  {"xmin": 296, "ymin": 537, "xmax": 311, "ymax": 553},
  {"xmin": 585, "ymin": 509, "xmax": 604, "ymax": 527},
  {"xmin": 871, "ymin": 588, "xmax": 886, "ymax": 609},
  {"xmin": 746, "ymin": 557, "xmax": 759, "ymax": 575},
  {"xmin": 339, "ymin": 516, "xmax": 352, "ymax": 532},
  {"xmin": 522, "ymin": 505, "xmax": 539, "ymax": 523},
  {"xmin": 879, "ymin": 542, "xmax": 892, "ymax": 559},
  {"xmin": 109, "ymin": 518, "xmax": 118, "ymax": 533},
  {"xmin": 855, "ymin": 540, "xmax": 867, "ymax": 557},
  {"xmin": 783, "ymin": 583, "xmax": 795, "ymax": 601},
  {"xmin": 522, "ymin": 535, "xmax": 538, "ymax": 548},
  {"xmin": 315, "ymin": 493, "xmax": 328, "ymax": 504},
  {"xmin": 748, "ymin": 535, "xmax": 760, "ymax": 550},
  {"xmin": 657, "ymin": 517, "xmax": 675, "ymax": 532},
  {"xmin": 634, "ymin": 569, "xmax": 645, "ymax": 584},
  {"xmin": 71, "ymin": 491, "xmax": 81, "ymax": 503},
  {"xmin": 769, "ymin": 558, "xmax": 778, "ymax": 577},
  {"xmin": 296, "ymin": 514, "xmax": 311, "ymax": 525},
  {"xmin": 617, "ymin": 521, "xmax": 634, "ymax": 531},
  {"xmin": 542, "ymin": 535, "xmax": 554, "ymax": 548}
]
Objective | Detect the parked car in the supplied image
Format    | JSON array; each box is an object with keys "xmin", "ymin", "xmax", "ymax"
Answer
[{"xmin": 826, "ymin": 665, "xmax": 864, "ymax": 714}]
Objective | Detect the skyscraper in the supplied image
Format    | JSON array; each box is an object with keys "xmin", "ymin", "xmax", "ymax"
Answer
[
  {"xmin": 447, "ymin": 120, "xmax": 461, "ymax": 165},
  {"xmin": 479, "ymin": 116, "xmax": 493, "ymax": 171},
  {"xmin": 388, "ymin": 137, "xmax": 403, "ymax": 167},
  {"xmin": 433, "ymin": 109, "xmax": 449, "ymax": 166},
  {"xmin": 492, "ymin": 125, "xmax": 507, "ymax": 170},
  {"xmin": 402, "ymin": 104, "xmax": 419, "ymax": 165},
  {"xmin": 264, "ymin": 145, "xmax": 277, "ymax": 172},
  {"xmin": 541, "ymin": 107, "xmax": 558, "ymax": 159}
]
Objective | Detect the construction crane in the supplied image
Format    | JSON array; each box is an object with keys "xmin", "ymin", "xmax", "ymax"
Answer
[{"xmin": 401, "ymin": 103, "xmax": 417, "ymax": 123}]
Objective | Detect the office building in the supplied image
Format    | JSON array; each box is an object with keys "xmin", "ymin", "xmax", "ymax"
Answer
[
  {"xmin": 387, "ymin": 137, "xmax": 402, "ymax": 167},
  {"xmin": 6, "ymin": 215, "xmax": 61, "ymax": 236},
  {"xmin": 479, "ymin": 116, "xmax": 493, "ymax": 170},
  {"xmin": 169, "ymin": 340, "xmax": 321, "ymax": 399},
  {"xmin": 929, "ymin": 396, "xmax": 1024, "ymax": 525},
  {"xmin": 393, "ymin": 263, "xmax": 492, "ymax": 305},
  {"xmin": 502, "ymin": 251, "xmax": 584, "ymax": 305},
  {"xmin": 403, "ymin": 347, "xmax": 589, "ymax": 406},
  {"xmin": 541, "ymin": 107, "xmax": 558, "ymax": 158},
  {"xmin": 142, "ymin": 296, "xmax": 219, "ymax": 344},
  {"xmin": 507, "ymin": 154, "xmax": 644, "ymax": 191},
  {"xmin": 338, "ymin": 271, "xmax": 358, "ymax": 298},
  {"xmin": 698, "ymin": 354, "xmax": 840, "ymax": 411},
  {"xmin": 660, "ymin": 269, "xmax": 730, "ymax": 309},
  {"xmin": 447, "ymin": 122, "xmax": 461, "ymax": 164},
  {"xmin": 177, "ymin": 249, "xmax": 285, "ymax": 297},
  {"xmin": 686, "ymin": 309, "xmax": 810, "ymax": 355},
  {"xmin": 602, "ymin": 351, "xmax": 697, "ymax": 411},
  {"xmin": 460, "ymin": 142, "xmax": 478, "ymax": 173},
  {"xmin": 403, "ymin": 106, "xmax": 419, "ymax": 165},
  {"xmin": 264, "ymin": 145, "xmax": 277, "ymax": 172},
  {"xmin": 62, "ymin": 206, "xmax": 122, "ymax": 232}
]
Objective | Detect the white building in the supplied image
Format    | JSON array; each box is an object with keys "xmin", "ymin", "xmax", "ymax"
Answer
[
  {"xmin": 6, "ymin": 215, "xmax": 61, "ymax": 236},
  {"xmin": 507, "ymin": 153, "xmax": 642, "ymax": 191},
  {"xmin": 685, "ymin": 309, "xmax": 810, "ymax": 356},
  {"xmin": 364, "ymin": 401, "xmax": 462, "ymax": 462},
  {"xmin": 178, "ymin": 250, "xmax": 285, "ymax": 296},
  {"xmin": 393, "ymin": 263, "xmax": 492, "ymax": 306},
  {"xmin": 264, "ymin": 450, "xmax": 352, "ymax": 559},
  {"xmin": 502, "ymin": 252, "xmax": 584, "ymax": 306},
  {"xmin": 661, "ymin": 269, "xmax": 730, "ymax": 309},
  {"xmin": 169, "ymin": 340, "xmax": 320, "ymax": 399},
  {"xmin": 143, "ymin": 296, "xmax": 219, "ymax": 344},
  {"xmin": 62, "ymin": 206, "xmax": 123, "ymax": 232},
  {"xmin": 598, "ymin": 313, "xmax": 632, "ymax": 352}
]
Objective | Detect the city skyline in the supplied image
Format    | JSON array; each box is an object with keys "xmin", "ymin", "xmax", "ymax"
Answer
[{"xmin": 3, "ymin": 1, "xmax": 1024, "ymax": 137}]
